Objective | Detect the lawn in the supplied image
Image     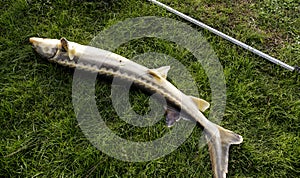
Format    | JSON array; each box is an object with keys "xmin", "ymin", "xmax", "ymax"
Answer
[{"xmin": 1, "ymin": 0, "xmax": 299, "ymax": 177}]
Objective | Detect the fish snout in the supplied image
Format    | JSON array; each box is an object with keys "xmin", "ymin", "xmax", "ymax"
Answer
[{"xmin": 29, "ymin": 37, "xmax": 42, "ymax": 45}]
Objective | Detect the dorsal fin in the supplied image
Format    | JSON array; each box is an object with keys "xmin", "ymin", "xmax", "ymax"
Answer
[
  {"xmin": 148, "ymin": 69, "xmax": 162, "ymax": 81},
  {"xmin": 189, "ymin": 96, "xmax": 210, "ymax": 112},
  {"xmin": 155, "ymin": 66, "xmax": 170, "ymax": 79},
  {"xmin": 148, "ymin": 66, "xmax": 170, "ymax": 80}
]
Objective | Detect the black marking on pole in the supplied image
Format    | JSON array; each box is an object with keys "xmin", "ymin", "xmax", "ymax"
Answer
[{"xmin": 294, "ymin": 66, "xmax": 300, "ymax": 73}]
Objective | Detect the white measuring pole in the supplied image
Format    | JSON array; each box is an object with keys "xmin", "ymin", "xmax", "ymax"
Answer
[{"xmin": 149, "ymin": 0, "xmax": 298, "ymax": 72}]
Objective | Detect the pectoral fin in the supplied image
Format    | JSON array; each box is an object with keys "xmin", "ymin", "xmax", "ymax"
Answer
[
  {"xmin": 190, "ymin": 96, "xmax": 210, "ymax": 112},
  {"xmin": 60, "ymin": 37, "xmax": 76, "ymax": 60},
  {"xmin": 61, "ymin": 38, "xmax": 69, "ymax": 51}
]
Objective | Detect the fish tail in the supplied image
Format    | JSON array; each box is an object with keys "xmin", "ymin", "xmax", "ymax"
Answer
[{"xmin": 204, "ymin": 125, "xmax": 243, "ymax": 178}]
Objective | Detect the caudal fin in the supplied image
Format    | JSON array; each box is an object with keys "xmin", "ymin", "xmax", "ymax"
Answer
[{"xmin": 204, "ymin": 125, "xmax": 243, "ymax": 178}]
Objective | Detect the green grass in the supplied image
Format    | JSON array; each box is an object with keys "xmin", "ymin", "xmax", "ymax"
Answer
[{"xmin": 1, "ymin": 0, "xmax": 299, "ymax": 177}]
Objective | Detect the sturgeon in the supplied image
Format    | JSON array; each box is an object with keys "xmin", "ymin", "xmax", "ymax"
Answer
[{"xmin": 29, "ymin": 37, "xmax": 243, "ymax": 178}]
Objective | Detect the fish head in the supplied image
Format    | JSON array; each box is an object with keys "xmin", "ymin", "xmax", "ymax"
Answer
[
  {"xmin": 29, "ymin": 37, "xmax": 61, "ymax": 59},
  {"xmin": 30, "ymin": 37, "xmax": 76, "ymax": 61}
]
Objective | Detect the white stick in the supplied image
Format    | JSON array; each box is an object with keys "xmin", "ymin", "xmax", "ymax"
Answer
[{"xmin": 149, "ymin": 0, "xmax": 297, "ymax": 72}]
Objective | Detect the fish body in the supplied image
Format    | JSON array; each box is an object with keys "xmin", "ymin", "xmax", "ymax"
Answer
[{"xmin": 30, "ymin": 37, "xmax": 243, "ymax": 178}]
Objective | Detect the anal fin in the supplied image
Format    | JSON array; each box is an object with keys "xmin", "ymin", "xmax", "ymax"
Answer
[{"xmin": 165, "ymin": 108, "xmax": 180, "ymax": 127}]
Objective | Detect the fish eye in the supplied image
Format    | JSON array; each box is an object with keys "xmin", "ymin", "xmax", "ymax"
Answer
[{"xmin": 44, "ymin": 47, "xmax": 50, "ymax": 53}]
